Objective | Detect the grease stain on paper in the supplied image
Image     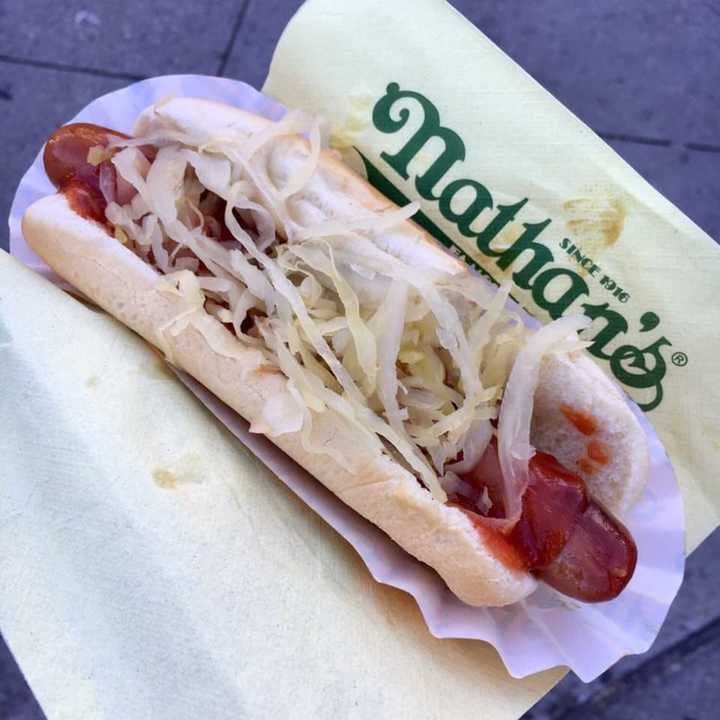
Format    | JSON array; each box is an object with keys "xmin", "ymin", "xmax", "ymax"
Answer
[
  {"xmin": 152, "ymin": 468, "xmax": 178, "ymax": 489},
  {"xmin": 562, "ymin": 196, "xmax": 626, "ymax": 269},
  {"xmin": 152, "ymin": 452, "xmax": 205, "ymax": 490}
]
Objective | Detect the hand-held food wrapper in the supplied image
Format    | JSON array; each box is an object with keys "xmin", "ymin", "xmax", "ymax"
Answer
[
  {"xmin": 265, "ymin": 0, "xmax": 720, "ymax": 555},
  {"xmin": 8, "ymin": 73, "xmax": 685, "ymax": 686},
  {"xmin": 1, "ymin": 249, "xmax": 564, "ymax": 720}
]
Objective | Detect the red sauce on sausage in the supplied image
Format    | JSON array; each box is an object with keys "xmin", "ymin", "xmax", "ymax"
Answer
[
  {"xmin": 456, "ymin": 510, "xmax": 527, "ymax": 571},
  {"xmin": 44, "ymin": 123, "xmax": 130, "ymax": 224},
  {"xmin": 538, "ymin": 500, "xmax": 637, "ymax": 602},
  {"xmin": 450, "ymin": 441, "xmax": 637, "ymax": 602},
  {"xmin": 510, "ymin": 452, "xmax": 588, "ymax": 569},
  {"xmin": 560, "ymin": 404, "xmax": 599, "ymax": 436}
]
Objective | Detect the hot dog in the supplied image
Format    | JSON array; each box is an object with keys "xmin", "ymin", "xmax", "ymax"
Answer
[{"xmin": 22, "ymin": 98, "xmax": 649, "ymax": 606}]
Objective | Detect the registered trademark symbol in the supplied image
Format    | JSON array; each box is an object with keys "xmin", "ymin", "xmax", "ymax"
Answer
[{"xmin": 671, "ymin": 352, "xmax": 688, "ymax": 367}]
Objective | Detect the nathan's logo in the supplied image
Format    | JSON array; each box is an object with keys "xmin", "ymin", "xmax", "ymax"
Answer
[{"xmin": 364, "ymin": 82, "xmax": 679, "ymax": 411}]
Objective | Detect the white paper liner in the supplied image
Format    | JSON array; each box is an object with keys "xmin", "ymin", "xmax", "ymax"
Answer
[{"xmin": 8, "ymin": 74, "xmax": 685, "ymax": 682}]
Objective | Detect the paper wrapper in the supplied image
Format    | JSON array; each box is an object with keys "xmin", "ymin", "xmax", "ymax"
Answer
[
  {"xmin": 264, "ymin": 0, "xmax": 720, "ymax": 556},
  {"xmin": 0, "ymin": 251, "xmax": 564, "ymax": 720},
  {"xmin": 7, "ymin": 75, "xmax": 684, "ymax": 685}
]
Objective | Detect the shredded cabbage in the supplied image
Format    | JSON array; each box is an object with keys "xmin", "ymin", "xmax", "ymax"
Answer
[
  {"xmin": 445, "ymin": 419, "xmax": 493, "ymax": 475},
  {"xmin": 296, "ymin": 202, "xmax": 420, "ymax": 241},
  {"xmin": 249, "ymin": 389, "xmax": 305, "ymax": 437},
  {"xmin": 497, "ymin": 314, "xmax": 591, "ymax": 522},
  {"xmin": 103, "ymin": 104, "xmax": 591, "ymax": 516}
]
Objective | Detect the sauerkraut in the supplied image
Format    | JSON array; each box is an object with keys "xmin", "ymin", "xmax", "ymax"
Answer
[{"xmin": 99, "ymin": 104, "xmax": 587, "ymax": 515}]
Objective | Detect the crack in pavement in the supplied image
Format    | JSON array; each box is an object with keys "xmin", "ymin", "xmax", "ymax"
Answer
[
  {"xmin": 217, "ymin": 0, "xmax": 253, "ymax": 77},
  {"xmin": 0, "ymin": 54, "xmax": 144, "ymax": 82},
  {"xmin": 599, "ymin": 131, "xmax": 672, "ymax": 147},
  {"xmin": 684, "ymin": 142, "xmax": 720, "ymax": 154},
  {"xmin": 0, "ymin": 52, "xmax": 718, "ymax": 156}
]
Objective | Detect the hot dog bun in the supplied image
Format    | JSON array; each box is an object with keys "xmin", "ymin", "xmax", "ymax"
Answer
[{"xmin": 22, "ymin": 98, "xmax": 649, "ymax": 606}]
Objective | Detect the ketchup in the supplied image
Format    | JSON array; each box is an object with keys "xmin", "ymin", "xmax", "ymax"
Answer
[
  {"xmin": 44, "ymin": 123, "xmax": 130, "ymax": 224},
  {"xmin": 560, "ymin": 403, "xmax": 599, "ymax": 436},
  {"xmin": 449, "ymin": 441, "xmax": 637, "ymax": 602}
]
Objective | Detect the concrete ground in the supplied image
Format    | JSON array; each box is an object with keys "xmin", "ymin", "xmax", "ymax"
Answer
[{"xmin": 1, "ymin": 1, "xmax": 718, "ymax": 718}]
